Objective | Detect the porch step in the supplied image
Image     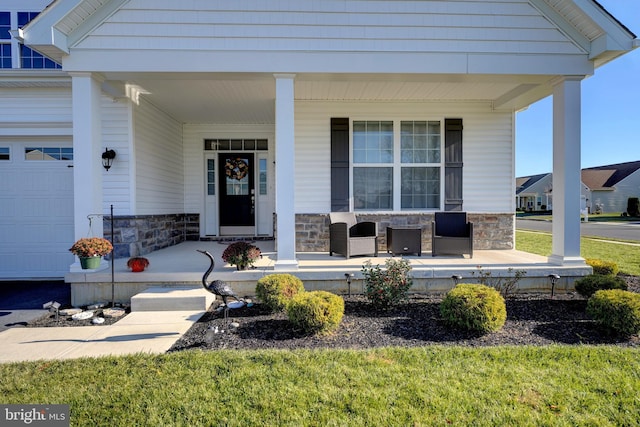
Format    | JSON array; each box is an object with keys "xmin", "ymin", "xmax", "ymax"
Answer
[{"xmin": 131, "ymin": 287, "xmax": 215, "ymax": 312}]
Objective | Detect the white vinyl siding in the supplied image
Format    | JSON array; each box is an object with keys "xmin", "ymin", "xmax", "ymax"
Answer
[
  {"xmin": 101, "ymin": 96, "xmax": 132, "ymax": 214},
  {"xmin": 592, "ymin": 170, "xmax": 640, "ymax": 213},
  {"xmin": 0, "ymin": 88, "xmax": 71, "ymax": 135},
  {"xmin": 77, "ymin": 0, "xmax": 583, "ymax": 56},
  {"xmin": 295, "ymin": 101, "xmax": 513, "ymax": 214},
  {"xmin": 132, "ymin": 97, "xmax": 184, "ymax": 214}
]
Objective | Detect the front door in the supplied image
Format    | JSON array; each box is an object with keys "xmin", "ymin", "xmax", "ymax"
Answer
[{"xmin": 219, "ymin": 153, "xmax": 255, "ymax": 235}]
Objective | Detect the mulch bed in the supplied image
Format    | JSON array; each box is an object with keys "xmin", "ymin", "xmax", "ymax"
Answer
[
  {"xmin": 25, "ymin": 276, "xmax": 640, "ymax": 351},
  {"xmin": 168, "ymin": 276, "xmax": 640, "ymax": 352}
]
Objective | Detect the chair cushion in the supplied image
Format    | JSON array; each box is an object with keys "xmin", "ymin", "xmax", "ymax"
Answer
[
  {"xmin": 329, "ymin": 212, "xmax": 357, "ymax": 229},
  {"xmin": 435, "ymin": 212, "xmax": 468, "ymax": 237}
]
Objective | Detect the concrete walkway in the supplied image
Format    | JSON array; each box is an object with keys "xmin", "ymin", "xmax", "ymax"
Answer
[{"xmin": 0, "ymin": 310, "xmax": 205, "ymax": 363}]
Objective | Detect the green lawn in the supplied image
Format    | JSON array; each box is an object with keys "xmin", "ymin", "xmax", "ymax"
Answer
[
  {"xmin": 2, "ymin": 347, "xmax": 639, "ymax": 426},
  {"xmin": 516, "ymin": 230, "xmax": 640, "ymax": 276}
]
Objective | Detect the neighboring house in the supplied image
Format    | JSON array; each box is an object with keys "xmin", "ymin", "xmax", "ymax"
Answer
[
  {"xmin": 1, "ymin": 0, "xmax": 637, "ymax": 278},
  {"xmin": 516, "ymin": 161, "xmax": 640, "ymax": 214},
  {"xmin": 582, "ymin": 161, "xmax": 640, "ymax": 214},
  {"xmin": 516, "ymin": 173, "xmax": 591, "ymax": 212},
  {"xmin": 516, "ymin": 173, "xmax": 552, "ymax": 211}
]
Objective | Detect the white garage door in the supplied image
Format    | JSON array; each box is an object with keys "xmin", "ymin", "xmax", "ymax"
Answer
[{"xmin": 0, "ymin": 144, "xmax": 74, "ymax": 279}]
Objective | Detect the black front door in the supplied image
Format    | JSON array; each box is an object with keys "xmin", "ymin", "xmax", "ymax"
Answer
[{"xmin": 219, "ymin": 153, "xmax": 255, "ymax": 234}]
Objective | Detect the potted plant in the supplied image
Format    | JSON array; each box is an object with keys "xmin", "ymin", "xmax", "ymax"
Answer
[
  {"xmin": 127, "ymin": 256, "xmax": 150, "ymax": 272},
  {"xmin": 221, "ymin": 241, "xmax": 261, "ymax": 270},
  {"xmin": 69, "ymin": 237, "xmax": 113, "ymax": 269}
]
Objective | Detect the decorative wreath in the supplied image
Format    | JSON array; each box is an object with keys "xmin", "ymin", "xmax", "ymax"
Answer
[{"xmin": 225, "ymin": 158, "xmax": 249, "ymax": 181}]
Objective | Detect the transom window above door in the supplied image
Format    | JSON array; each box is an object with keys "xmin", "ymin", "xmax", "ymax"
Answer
[
  {"xmin": 352, "ymin": 120, "xmax": 441, "ymax": 211},
  {"xmin": 204, "ymin": 139, "xmax": 268, "ymax": 151}
]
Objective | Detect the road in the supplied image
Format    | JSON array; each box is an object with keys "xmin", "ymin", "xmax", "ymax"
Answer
[{"xmin": 517, "ymin": 219, "xmax": 640, "ymax": 242}]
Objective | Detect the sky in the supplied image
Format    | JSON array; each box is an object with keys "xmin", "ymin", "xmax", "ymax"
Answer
[{"xmin": 515, "ymin": 0, "xmax": 640, "ymax": 177}]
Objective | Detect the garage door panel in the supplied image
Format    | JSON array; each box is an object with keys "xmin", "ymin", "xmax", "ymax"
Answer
[
  {"xmin": 0, "ymin": 147, "xmax": 74, "ymax": 279},
  {"xmin": 0, "ymin": 171, "xmax": 17, "ymax": 193},
  {"xmin": 0, "ymin": 198, "xmax": 16, "ymax": 217}
]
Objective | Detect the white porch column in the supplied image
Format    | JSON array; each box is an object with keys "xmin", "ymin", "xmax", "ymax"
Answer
[
  {"xmin": 549, "ymin": 76, "xmax": 585, "ymax": 266},
  {"xmin": 70, "ymin": 73, "xmax": 106, "ymax": 270},
  {"xmin": 274, "ymin": 74, "xmax": 298, "ymax": 269}
]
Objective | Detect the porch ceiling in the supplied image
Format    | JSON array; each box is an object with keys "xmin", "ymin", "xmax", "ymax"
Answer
[{"xmin": 102, "ymin": 72, "xmax": 553, "ymax": 124}]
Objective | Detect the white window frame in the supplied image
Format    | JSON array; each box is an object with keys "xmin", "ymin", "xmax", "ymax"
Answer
[{"xmin": 350, "ymin": 118, "xmax": 444, "ymax": 212}]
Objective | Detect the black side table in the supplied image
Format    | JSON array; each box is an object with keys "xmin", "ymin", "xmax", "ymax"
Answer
[{"xmin": 386, "ymin": 226, "xmax": 422, "ymax": 256}]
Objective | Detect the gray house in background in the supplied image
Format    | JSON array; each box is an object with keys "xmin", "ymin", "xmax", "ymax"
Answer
[
  {"xmin": 516, "ymin": 160, "xmax": 640, "ymax": 214},
  {"xmin": 581, "ymin": 161, "xmax": 640, "ymax": 214}
]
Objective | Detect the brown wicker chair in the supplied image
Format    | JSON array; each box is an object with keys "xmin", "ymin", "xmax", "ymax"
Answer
[
  {"xmin": 329, "ymin": 212, "xmax": 378, "ymax": 259},
  {"xmin": 431, "ymin": 212, "xmax": 473, "ymax": 258}
]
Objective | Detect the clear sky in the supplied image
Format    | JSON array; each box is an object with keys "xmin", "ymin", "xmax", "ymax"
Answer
[{"xmin": 515, "ymin": 0, "xmax": 640, "ymax": 177}]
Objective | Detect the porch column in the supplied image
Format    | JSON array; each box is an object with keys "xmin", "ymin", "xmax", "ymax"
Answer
[
  {"xmin": 70, "ymin": 73, "xmax": 106, "ymax": 271},
  {"xmin": 549, "ymin": 76, "xmax": 585, "ymax": 266},
  {"xmin": 274, "ymin": 74, "xmax": 298, "ymax": 269}
]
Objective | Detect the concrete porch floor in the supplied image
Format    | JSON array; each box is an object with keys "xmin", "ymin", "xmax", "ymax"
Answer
[{"xmin": 65, "ymin": 240, "xmax": 591, "ymax": 306}]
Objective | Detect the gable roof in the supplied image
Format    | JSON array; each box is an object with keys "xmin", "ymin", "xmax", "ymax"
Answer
[
  {"xmin": 17, "ymin": 0, "xmax": 639, "ymax": 122},
  {"xmin": 581, "ymin": 160, "xmax": 640, "ymax": 190},
  {"xmin": 516, "ymin": 173, "xmax": 550, "ymax": 195}
]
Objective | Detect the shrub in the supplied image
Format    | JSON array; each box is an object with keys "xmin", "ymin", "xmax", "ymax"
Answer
[
  {"xmin": 440, "ymin": 284, "xmax": 507, "ymax": 333},
  {"xmin": 286, "ymin": 291, "xmax": 344, "ymax": 335},
  {"xmin": 574, "ymin": 274, "xmax": 627, "ymax": 298},
  {"xmin": 255, "ymin": 274, "xmax": 305, "ymax": 312},
  {"xmin": 587, "ymin": 289, "xmax": 640, "ymax": 337},
  {"xmin": 585, "ymin": 258, "xmax": 619, "ymax": 276},
  {"xmin": 627, "ymin": 197, "xmax": 639, "ymax": 217},
  {"xmin": 362, "ymin": 258, "xmax": 413, "ymax": 308}
]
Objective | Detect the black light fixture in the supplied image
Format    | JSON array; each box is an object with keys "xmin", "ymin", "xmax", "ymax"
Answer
[
  {"xmin": 102, "ymin": 148, "xmax": 116, "ymax": 171},
  {"xmin": 548, "ymin": 274, "xmax": 560, "ymax": 298}
]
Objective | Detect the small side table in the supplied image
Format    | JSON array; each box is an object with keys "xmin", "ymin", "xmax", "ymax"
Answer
[{"xmin": 386, "ymin": 226, "xmax": 422, "ymax": 256}]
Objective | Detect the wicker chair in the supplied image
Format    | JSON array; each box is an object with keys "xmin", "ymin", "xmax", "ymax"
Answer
[
  {"xmin": 431, "ymin": 212, "xmax": 473, "ymax": 258},
  {"xmin": 329, "ymin": 212, "xmax": 378, "ymax": 259}
]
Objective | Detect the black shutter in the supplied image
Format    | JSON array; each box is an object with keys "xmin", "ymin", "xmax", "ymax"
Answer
[
  {"xmin": 331, "ymin": 118, "xmax": 350, "ymax": 212},
  {"xmin": 444, "ymin": 118, "xmax": 463, "ymax": 211}
]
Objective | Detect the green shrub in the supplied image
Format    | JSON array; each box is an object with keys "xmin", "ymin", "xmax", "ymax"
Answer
[
  {"xmin": 627, "ymin": 197, "xmax": 640, "ymax": 217},
  {"xmin": 286, "ymin": 291, "xmax": 344, "ymax": 335},
  {"xmin": 362, "ymin": 258, "xmax": 413, "ymax": 308},
  {"xmin": 440, "ymin": 284, "xmax": 507, "ymax": 333},
  {"xmin": 574, "ymin": 274, "xmax": 627, "ymax": 298},
  {"xmin": 587, "ymin": 289, "xmax": 640, "ymax": 337},
  {"xmin": 255, "ymin": 274, "xmax": 305, "ymax": 312},
  {"xmin": 586, "ymin": 258, "xmax": 619, "ymax": 276}
]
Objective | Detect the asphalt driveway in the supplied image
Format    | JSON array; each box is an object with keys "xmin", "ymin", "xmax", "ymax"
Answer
[{"xmin": 0, "ymin": 281, "xmax": 70, "ymax": 331}]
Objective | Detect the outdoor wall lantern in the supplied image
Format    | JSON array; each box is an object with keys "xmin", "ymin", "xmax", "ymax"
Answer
[{"xmin": 102, "ymin": 148, "xmax": 116, "ymax": 171}]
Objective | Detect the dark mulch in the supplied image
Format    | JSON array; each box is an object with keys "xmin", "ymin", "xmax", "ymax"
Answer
[
  {"xmin": 23, "ymin": 276, "xmax": 640, "ymax": 351},
  {"xmin": 168, "ymin": 275, "xmax": 640, "ymax": 352}
]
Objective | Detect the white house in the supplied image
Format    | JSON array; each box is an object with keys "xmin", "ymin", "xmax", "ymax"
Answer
[
  {"xmin": 516, "ymin": 160, "xmax": 640, "ymax": 215},
  {"xmin": 516, "ymin": 173, "xmax": 553, "ymax": 211},
  {"xmin": 516, "ymin": 173, "xmax": 591, "ymax": 212},
  {"xmin": 1, "ymin": 0, "xmax": 637, "ymax": 279}
]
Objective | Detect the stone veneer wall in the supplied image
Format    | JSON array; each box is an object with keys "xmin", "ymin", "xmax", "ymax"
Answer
[
  {"xmin": 104, "ymin": 213, "xmax": 200, "ymax": 258},
  {"xmin": 295, "ymin": 213, "xmax": 514, "ymax": 252}
]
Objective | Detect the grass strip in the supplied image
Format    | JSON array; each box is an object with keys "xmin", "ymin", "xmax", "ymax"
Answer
[
  {"xmin": 516, "ymin": 231, "xmax": 640, "ymax": 276},
  {"xmin": 1, "ymin": 346, "xmax": 639, "ymax": 426}
]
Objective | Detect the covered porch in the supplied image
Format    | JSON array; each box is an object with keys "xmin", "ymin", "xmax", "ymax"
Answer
[{"xmin": 65, "ymin": 241, "xmax": 589, "ymax": 306}]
